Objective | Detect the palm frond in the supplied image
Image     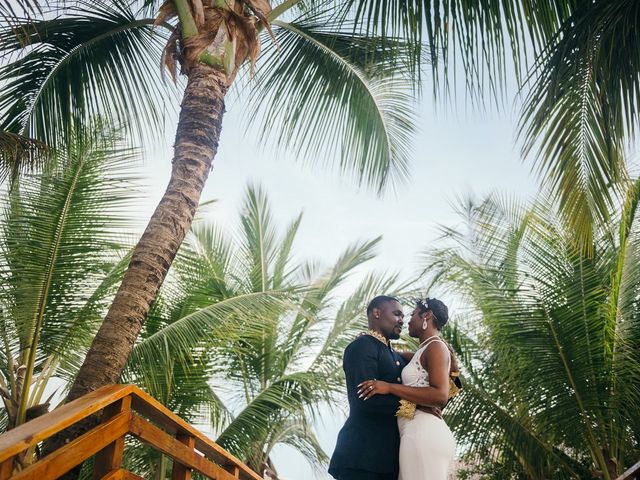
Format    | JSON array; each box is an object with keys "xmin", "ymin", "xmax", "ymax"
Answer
[
  {"xmin": 277, "ymin": 237, "xmax": 381, "ymax": 373},
  {"xmin": 0, "ymin": 131, "xmax": 48, "ymax": 184},
  {"xmin": 446, "ymin": 380, "xmax": 587, "ymax": 479},
  {"xmin": 176, "ymin": 224, "xmax": 239, "ymax": 302},
  {"xmin": 239, "ymin": 183, "xmax": 279, "ymax": 292},
  {"xmin": 128, "ymin": 291, "xmax": 297, "ymax": 371},
  {"xmin": 0, "ymin": 126, "xmax": 138, "ymax": 367},
  {"xmin": 0, "ymin": 125, "xmax": 140, "ymax": 427},
  {"xmin": 243, "ymin": 11, "xmax": 418, "ymax": 192},
  {"xmin": 55, "ymin": 248, "xmax": 134, "ymax": 383},
  {"xmin": 0, "ymin": 0, "xmax": 43, "ymax": 19},
  {"xmin": 215, "ymin": 370, "xmax": 330, "ymax": 461},
  {"xmin": 265, "ymin": 417, "xmax": 329, "ymax": 471},
  {"xmin": 272, "ymin": 212, "xmax": 303, "ymax": 290},
  {"xmin": 0, "ymin": 0, "xmax": 179, "ymax": 150},
  {"xmin": 425, "ymin": 190, "xmax": 640, "ymax": 476},
  {"xmin": 342, "ymin": 0, "xmax": 574, "ymax": 100},
  {"xmin": 519, "ymin": 1, "xmax": 640, "ymax": 251}
]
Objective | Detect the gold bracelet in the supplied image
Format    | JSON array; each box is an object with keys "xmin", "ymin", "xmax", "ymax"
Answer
[{"xmin": 395, "ymin": 399, "xmax": 416, "ymax": 419}]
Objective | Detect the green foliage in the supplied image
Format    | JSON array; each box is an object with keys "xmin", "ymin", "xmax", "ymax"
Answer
[
  {"xmin": 341, "ymin": 0, "xmax": 573, "ymax": 98},
  {"xmin": 341, "ymin": 0, "xmax": 640, "ymax": 250},
  {"xmin": 122, "ymin": 183, "xmax": 407, "ymax": 474},
  {"xmin": 0, "ymin": 125, "xmax": 138, "ymax": 429},
  {"xmin": 0, "ymin": 155, "xmax": 406, "ymax": 473},
  {"xmin": 520, "ymin": 0, "xmax": 640, "ymax": 253},
  {"xmin": 0, "ymin": 0, "xmax": 421, "ymax": 193},
  {"xmin": 0, "ymin": 0, "xmax": 179, "ymax": 151},
  {"xmin": 427, "ymin": 189, "xmax": 640, "ymax": 479},
  {"xmin": 242, "ymin": 9, "xmax": 420, "ymax": 192}
]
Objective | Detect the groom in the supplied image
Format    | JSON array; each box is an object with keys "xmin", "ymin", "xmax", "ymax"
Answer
[{"xmin": 328, "ymin": 295, "xmax": 407, "ymax": 480}]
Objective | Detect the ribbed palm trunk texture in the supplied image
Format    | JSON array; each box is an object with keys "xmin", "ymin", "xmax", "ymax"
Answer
[{"xmin": 44, "ymin": 63, "xmax": 228, "ymax": 466}]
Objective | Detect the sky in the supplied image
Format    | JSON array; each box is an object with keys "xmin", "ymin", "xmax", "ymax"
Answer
[
  {"xmin": 140, "ymin": 83, "xmax": 537, "ymax": 290},
  {"xmin": 137, "ymin": 74, "xmax": 538, "ymax": 479}
]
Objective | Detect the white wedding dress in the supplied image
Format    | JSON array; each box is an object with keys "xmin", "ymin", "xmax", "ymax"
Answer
[{"xmin": 398, "ymin": 338, "xmax": 456, "ymax": 480}]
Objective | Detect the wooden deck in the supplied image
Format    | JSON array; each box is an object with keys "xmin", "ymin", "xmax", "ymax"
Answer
[{"xmin": 0, "ymin": 384, "xmax": 262, "ymax": 479}]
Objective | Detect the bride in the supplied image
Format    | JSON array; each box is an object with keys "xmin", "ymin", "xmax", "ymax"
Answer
[{"xmin": 358, "ymin": 297, "xmax": 457, "ymax": 480}]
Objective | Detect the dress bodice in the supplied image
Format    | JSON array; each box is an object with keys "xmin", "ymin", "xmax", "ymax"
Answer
[{"xmin": 401, "ymin": 338, "xmax": 450, "ymax": 387}]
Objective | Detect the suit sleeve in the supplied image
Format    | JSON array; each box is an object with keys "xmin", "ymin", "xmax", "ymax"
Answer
[{"xmin": 344, "ymin": 338, "xmax": 401, "ymax": 415}]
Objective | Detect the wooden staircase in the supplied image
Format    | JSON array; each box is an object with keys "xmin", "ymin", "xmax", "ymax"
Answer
[
  {"xmin": 0, "ymin": 384, "xmax": 263, "ymax": 479},
  {"xmin": 617, "ymin": 460, "xmax": 640, "ymax": 480}
]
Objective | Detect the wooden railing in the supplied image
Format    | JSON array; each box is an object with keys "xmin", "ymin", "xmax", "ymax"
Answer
[
  {"xmin": 617, "ymin": 459, "xmax": 640, "ymax": 480},
  {"xmin": 0, "ymin": 384, "xmax": 263, "ymax": 480}
]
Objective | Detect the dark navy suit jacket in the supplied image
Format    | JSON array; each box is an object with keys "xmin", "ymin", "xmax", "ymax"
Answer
[{"xmin": 328, "ymin": 335, "xmax": 407, "ymax": 478}]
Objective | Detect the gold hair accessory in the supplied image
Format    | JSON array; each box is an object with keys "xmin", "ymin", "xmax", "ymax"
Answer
[{"xmin": 395, "ymin": 399, "xmax": 416, "ymax": 419}]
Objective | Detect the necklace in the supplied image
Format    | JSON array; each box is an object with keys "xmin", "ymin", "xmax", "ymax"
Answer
[
  {"xmin": 362, "ymin": 329, "xmax": 389, "ymax": 346},
  {"xmin": 418, "ymin": 335, "xmax": 440, "ymax": 349}
]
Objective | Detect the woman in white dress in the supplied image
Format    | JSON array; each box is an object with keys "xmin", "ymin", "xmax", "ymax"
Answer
[{"xmin": 358, "ymin": 297, "xmax": 457, "ymax": 480}]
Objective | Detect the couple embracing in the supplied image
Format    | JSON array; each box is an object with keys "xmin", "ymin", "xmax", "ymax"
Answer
[{"xmin": 329, "ymin": 295, "xmax": 460, "ymax": 480}]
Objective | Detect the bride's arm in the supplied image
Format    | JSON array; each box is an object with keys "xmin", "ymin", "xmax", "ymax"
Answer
[{"xmin": 358, "ymin": 342, "xmax": 450, "ymax": 408}]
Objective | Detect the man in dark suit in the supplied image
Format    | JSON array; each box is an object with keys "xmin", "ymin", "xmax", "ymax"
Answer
[{"xmin": 328, "ymin": 295, "xmax": 407, "ymax": 480}]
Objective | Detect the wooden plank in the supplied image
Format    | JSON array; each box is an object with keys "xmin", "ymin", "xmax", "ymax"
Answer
[
  {"xmin": 193, "ymin": 439, "xmax": 261, "ymax": 480},
  {"xmin": 123, "ymin": 472, "xmax": 146, "ymax": 480},
  {"xmin": 128, "ymin": 413, "xmax": 236, "ymax": 480},
  {"xmin": 100, "ymin": 469, "xmax": 125, "ymax": 480},
  {"xmin": 130, "ymin": 388, "xmax": 261, "ymax": 480},
  {"xmin": 0, "ymin": 384, "xmax": 134, "ymax": 462},
  {"xmin": 616, "ymin": 459, "xmax": 640, "ymax": 480},
  {"xmin": 10, "ymin": 411, "xmax": 131, "ymax": 480},
  {"xmin": 172, "ymin": 433, "xmax": 196, "ymax": 480},
  {"xmin": 100, "ymin": 468, "xmax": 145, "ymax": 480},
  {"xmin": 0, "ymin": 457, "xmax": 13, "ymax": 480},
  {"xmin": 123, "ymin": 472, "xmax": 145, "ymax": 480},
  {"xmin": 93, "ymin": 396, "xmax": 132, "ymax": 479}
]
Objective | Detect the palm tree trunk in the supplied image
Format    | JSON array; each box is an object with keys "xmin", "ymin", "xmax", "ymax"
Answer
[{"xmin": 44, "ymin": 62, "xmax": 228, "ymax": 458}]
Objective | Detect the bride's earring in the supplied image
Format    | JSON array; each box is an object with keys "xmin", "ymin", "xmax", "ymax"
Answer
[{"xmin": 422, "ymin": 319, "xmax": 428, "ymax": 330}]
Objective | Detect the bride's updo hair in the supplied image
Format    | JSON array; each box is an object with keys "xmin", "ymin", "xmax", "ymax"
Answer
[{"xmin": 416, "ymin": 297, "xmax": 449, "ymax": 330}]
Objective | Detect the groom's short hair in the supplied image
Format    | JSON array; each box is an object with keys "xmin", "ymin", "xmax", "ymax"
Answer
[{"xmin": 366, "ymin": 295, "xmax": 399, "ymax": 316}]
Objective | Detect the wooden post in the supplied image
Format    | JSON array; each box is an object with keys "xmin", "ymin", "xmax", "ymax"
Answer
[
  {"xmin": 171, "ymin": 433, "xmax": 196, "ymax": 480},
  {"xmin": 92, "ymin": 395, "xmax": 131, "ymax": 479},
  {"xmin": 0, "ymin": 457, "xmax": 13, "ymax": 480}
]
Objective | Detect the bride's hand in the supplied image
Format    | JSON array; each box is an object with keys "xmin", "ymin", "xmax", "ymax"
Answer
[{"xmin": 357, "ymin": 380, "xmax": 391, "ymax": 400}]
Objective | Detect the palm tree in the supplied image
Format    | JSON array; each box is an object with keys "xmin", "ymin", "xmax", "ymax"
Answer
[
  {"xmin": 0, "ymin": 0, "xmax": 420, "ymax": 432},
  {"xmin": 3, "ymin": 0, "xmax": 638, "ymax": 447},
  {"xmin": 344, "ymin": 0, "xmax": 640, "ymax": 247},
  {"xmin": 122, "ymin": 183, "xmax": 407, "ymax": 477},
  {"xmin": 426, "ymin": 186, "xmax": 640, "ymax": 479},
  {"xmin": 0, "ymin": 126, "xmax": 137, "ymax": 440},
  {"xmin": 0, "ymin": 134, "xmax": 307, "ymax": 476}
]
